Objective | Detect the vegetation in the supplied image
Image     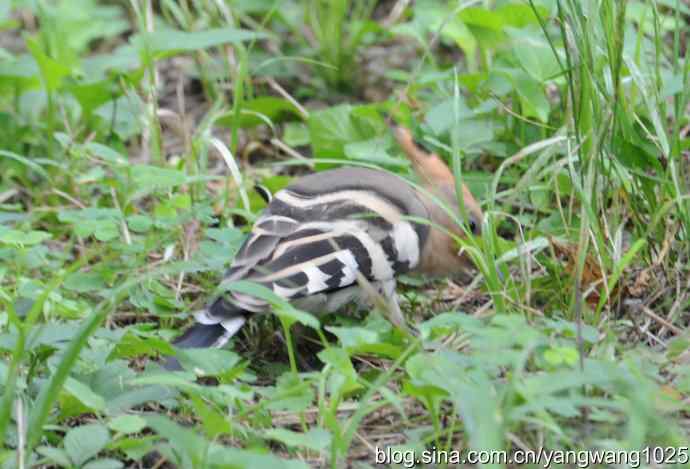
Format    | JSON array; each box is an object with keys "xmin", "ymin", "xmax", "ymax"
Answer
[{"xmin": 0, "ymin": 0, "xmax": 688, "ymax": 467}]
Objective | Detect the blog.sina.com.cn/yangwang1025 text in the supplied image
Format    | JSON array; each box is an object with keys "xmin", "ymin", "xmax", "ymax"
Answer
[{"xmin": 374, "ymin": 446, "xmax": 690, "ymax": 468}]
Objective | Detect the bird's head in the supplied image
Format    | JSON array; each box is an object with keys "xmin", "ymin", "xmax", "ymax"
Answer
[{"xmin": 394, "ymin": 126, "xmax": 483, "ymax": 278}]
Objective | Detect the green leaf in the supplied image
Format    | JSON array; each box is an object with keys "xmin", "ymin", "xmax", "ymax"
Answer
[
  {"xmin": 25, "ymin": 36, "xmax": 72, "ymax": 91},
  {"xmin": 130, "ymin": 165, "xmax": 187, "ymax": 190},
  {"xmin": 135, "ymin": 27, "xmax": 268, "ymax": 58},
  {"xmin": 94, "ymin": 94, "xmax": 144, "ymax": 141},
  {"xmin": 105, "ymin": 385, "xmax": 177, "ymax": 415},
  {"xmin": 283, "ymin": 122, "xmax": 310, "ymax": 146},
  {"xmin": 58, "ymin": 208, "xmax": 121, "ymax": 241},
  {"xmin": 324, "ymin": 325, "xmax": 401, "ymax": 358},
  {"xmin": 496, "ymin": 4, "xmax": 549, "ymax": 28},
  {"xmin": 452, "ymin": 119, "xmax": 495, "ymax": 152},
  {"xmin": 0, "ymin": 149, "xmax": 50, "ymax": 179},
  {"xmin": 344, "ymin": 138, "xmax": 408, "ymax": 167},
  {"xmin": 206, "ymin": 445, "xmax": 310, "ymax": 469},
  {"xmin": 64, "ymin": 423, "xmax": 110, "ymax": 467},
  {"xmin": 176, "ymin": 348, "xmax": 242, "ymax": 376},
  {"xmin": 85, "ymin": 142, "xmax": 128, "ymax": 165},
  {"xmin": 317, "ymin": 347, "xmax": 361, "ymax": 395},
  {"xmin": 459, "ymin": 7, "xmax": 504, "ymax": 31},
  {"xmin": 145, "ymin": 414, "xmax": 209, "ymax": 467},
  {"xmin": 216, "ymin": 96, "xmax": 302, "ymax": 129},
  {"xmin": 263, "ymin": 427, "xmax": 331, "ymax": 452},
  {"xmin": 64, "ymin": 377, "xmax": 106, "ymax": 412},
  {"xmin": 418, "ymin": 312, "xmax": 483, "ymax": 340},
  {"xmin": 425, "ymin": 97, "xmax": 474, "ymax": 135},
  {"xmin": 37, "ymin": 446, "xmax": 72, "ymax": 467},
  {"xmin": 458, "ymin": 7, "xmax": 505, "ymax": 49},
  {"xmin": 64, "ymin": 271, "xmax": 106, "ymax": 293},
  {"xmin": 190, "ymin": 395, "xmax": 232, "ymax": 438},
  {"xmin": 126, "ymin": 215, "xmax": 153, "ymax": 233},
  {"xmin": 543, "ymin": 346, "xmax": 579, "ymax": 367},
  {"xmin": 512, "ymin": 70, "xmax": 550, "ymax": 122},
  {"xmin": 0, "ymin": 228, "xmax": 51, "ymax": 246},
  {"xmin": 83, "ymin": 459, "xmax": 125, "ymax": 469},
  {"xmin": 260, "ymin": 372, "xmax": 315, "ymax": 412},
  {"xmin": 222, "ymin": 280, "xmax": 319, "ymax": 329},
  {"xmin": 108, "ymin": 415, "xmax": 147, "ymax": 435},
  {"xmin": 308, "ymin": 104, "xmax": 359, "ymax": 159},
  {"xmin": 325, "ymin": 326, "xmax": 379, "ymax": 349},
  {"xmin": 507, "ymin": 27, "xmax": 562, "ymax": 83},
  {"xmin": 308, "ymin": 104, "xmax": 386, "ymax": 164}
]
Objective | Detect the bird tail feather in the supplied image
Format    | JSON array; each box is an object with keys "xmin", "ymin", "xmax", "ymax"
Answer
[
  {"xmin": 163, "ymin": 298, "xmax": 246, "ymax": 370},
  {"xmin": 172, "ymin": 322, "xmax": 229, "ymax": 349}
]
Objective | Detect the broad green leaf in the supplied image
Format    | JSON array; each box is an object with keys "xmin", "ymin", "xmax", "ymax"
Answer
[
  {"xmin": 82, "ymin": 45, "xmax": 141, "ymax": 79},
  {"xmin": 407, "ymin": 352, "xmax": 504, "ymax": 457},
  {"xmin": 108, "ymin": 415, "xmax": 147, "ymax": 435},
  {"xmin": 0, "ymin": 149, "xmax": 50, "ymax": 179},
  {"xmin": 175, "ymin": 348, "xmax": 242, "ymax": 376},
  {"xmin": 191, "ymin": 395, "xmax": 232, "ymax": 438},
  {"xmin": 512, "ymin": 70, "xmax": 550, "ymax": 122},
  {"xmin": 206, "ymin": 445, "xmax": 310, "ymax": 469},
  {"xmin": 344, "ymin": 138, "xmax": 407, "ymax": 167},
  {"xmin": 260, "ymin": 372, "xmax": 314, "ymax": 412},
  {"xmin": 57, "ymin": 208, "xmax": 121, "ymax": 241},
  {"xmin": 0, "ymin": 228, "xmax": 51, "ymax": 246},
  {"xmin": 459, "ymin": 7, "xmax": 504, "ymax": 30},
  {"xmin": 126, "ymin": 215, "xmax": 153, "ymax": 233},
  {"xmin": 283, "ymin": 122, "xmax": 310, "ymax": 146},
  {"xmin": 25, "ymin": 36, "xmax": 72, "ymax": 91},
  {"xmin": 135, "ymin": 27, "xmax": 268, "ymax": 58},
  {"xmin": 507, "ymin": 27, "xmax": 562, "ymax": 83},
  {"xmin": 325, "ymin": 325, "xmax": 402, "ymax": 358},
  {"xmin": 85, "ymin": 142, "xmax": 128, "ymax": 165},
  {"xmin": 452, "ymin": 119, "xmax": 495, "ymax": 151},
  {"xmin": 308, "ymin": 104, "xmax": 385, "ymax": 163},
  {"xmin": 145, "ymin": 415, "xmax": 206, "ymax": 467},
  {"xmin": 130, "ymin": 165, "xmax": 186, "ymax": 190},
  {"xmin": 64, "ymin": 271, "xmax": 106, "ymax": 293},
  {"xmin": 325, "ymin": 326, "xmax": 379, "ymax": 349},
  {"xmin": 36, "ymin": 446, "xmax": 72, "ymax": 467},
  {"xmin": 83, "ymin": 459, "xmax": 125, "ymax": 469},
  {"xmin": 64, "ymin": 423, "xmax": 110, "ymax": 467},
  {"xmin": 318, "ymin": 347, "xmax": 361, "ymax": 395},
  {"xmin": 425, "ymin": 97, "xmax": 474, "ymax": 135},
  {"xmin": 68, "ymin": 79, "xmax": 120, "ymax": 115},
  {"xmin": 216, "ymin": 96, "xmax": 302, "ymax": 129},
  {"xmin": 497, "ymin": 4, "xmax": 550, "ymax": 28},
  {"xmin": 543, "ymin": 346, "xmax": 579, "ymax": 367},
  {"xmin": 94, "ymin": 94, "xmax": 144, "ymax": 141},
  {"xmin": 418, "ymin": 312, "xmax": 483, "ymax": 340},
  {"xmin": 459, "ymin": 7, "xmax": 505, "ymax": 49},
  {"xmin": 308, "ymin": 104, "xmax": 359, "ymax": 159},
  {"xmin": 64, "ymin": 377, "xmax": 106, "ymax": 412},
  {"xmin": 263, "ymin": 427, "xmax": 331, "ymax": 452},
  {"xmin": 105, "ymin": 385, "xmax": 177, "ymax": 415}
]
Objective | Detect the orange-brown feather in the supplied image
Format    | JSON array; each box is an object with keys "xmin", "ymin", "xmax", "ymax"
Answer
[{"xmin": 394, "ymin": 126, "xmax": 483, "ymax": 278}]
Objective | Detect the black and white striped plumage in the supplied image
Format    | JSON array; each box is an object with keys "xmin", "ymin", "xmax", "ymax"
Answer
[{"xmin": 166, "ymin": 129, "xmax": 483, "ymax": 368}]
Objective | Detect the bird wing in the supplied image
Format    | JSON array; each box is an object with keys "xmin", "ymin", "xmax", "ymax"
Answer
[{"xmin": 204, "ymin": 168, "xmax": 430, "ymax": 321}]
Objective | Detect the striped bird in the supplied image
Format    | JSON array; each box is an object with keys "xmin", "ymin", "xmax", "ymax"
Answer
[{"xmin": 165, "ymin": 127, "xmax": 483, "ymax": 368}]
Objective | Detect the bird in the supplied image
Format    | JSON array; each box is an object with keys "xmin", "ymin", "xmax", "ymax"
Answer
[{"xmin": 164, "ymin": 127, "xmax": 483, "ymax": 369}]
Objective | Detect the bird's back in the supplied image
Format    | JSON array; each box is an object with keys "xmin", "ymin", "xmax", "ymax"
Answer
[{"xmin": 203, "ymin": 167, "xmax": 430, "ymax": 319}]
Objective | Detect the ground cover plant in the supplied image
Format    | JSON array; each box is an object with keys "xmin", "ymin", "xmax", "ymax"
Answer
[{"xmin": 0, "ymin": 0, "xmax": 689, "ymax": 467}]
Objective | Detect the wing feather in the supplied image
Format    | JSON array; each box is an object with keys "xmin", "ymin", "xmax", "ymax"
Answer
[{"xmin": 206, "ymin": 168, "xmax": 430, "ymax": 321}]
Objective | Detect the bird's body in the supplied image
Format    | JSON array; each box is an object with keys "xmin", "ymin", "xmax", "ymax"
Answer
[{"xmin": 166, "ymin": 128, "xmax": 483, "ymax": 368}]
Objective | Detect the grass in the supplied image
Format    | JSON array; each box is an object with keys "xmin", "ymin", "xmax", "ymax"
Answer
[{"xmin": 1, "ymin": 0, "xmax": 689, "ymax": 467}]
